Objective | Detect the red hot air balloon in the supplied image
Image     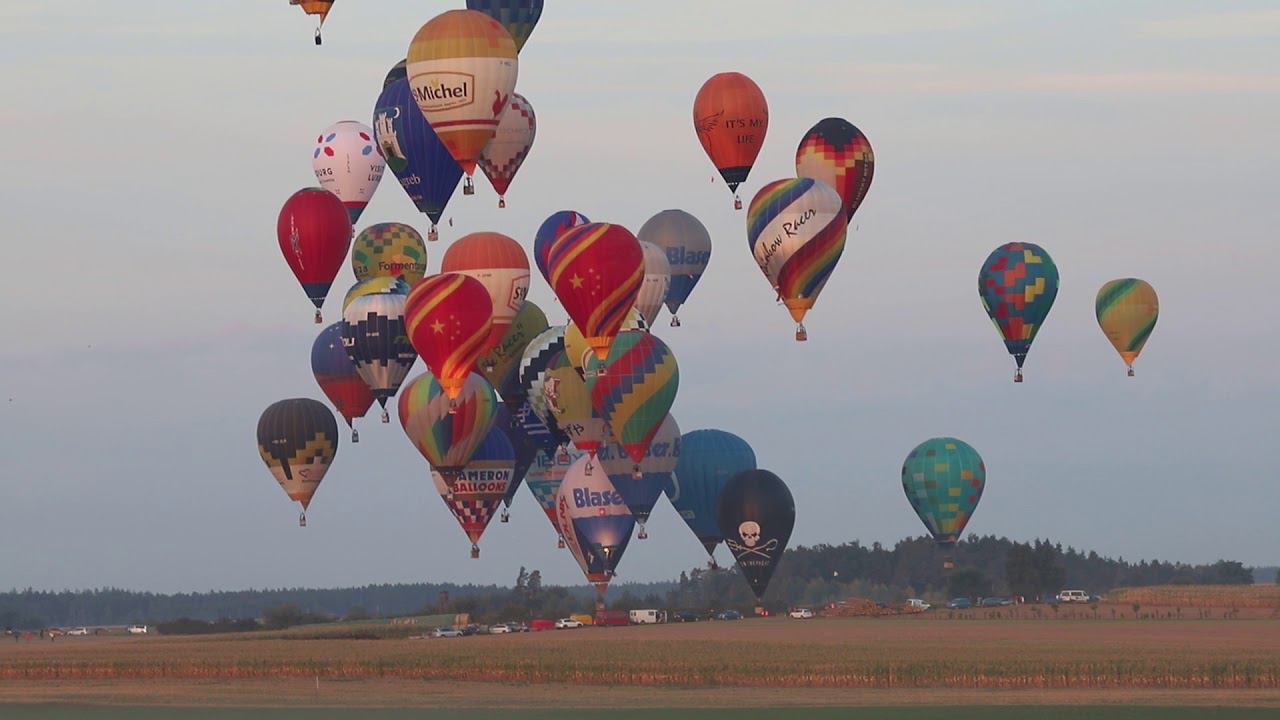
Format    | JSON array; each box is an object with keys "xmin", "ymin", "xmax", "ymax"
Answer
[
  {"xmin": 693, "ymin": 72, "xmax": 769, "ymax": 209},
  {"xmin": 547, "ymin": 223, "xmax": 644, "ymax": 363},
  {"xmin": 441, "ymin": 232, "xmax": 530, "ymax": 360},
  {"xmin": 405, "ymin": 273, "xmax": 494, "ymax": 401},
  {"xmin": 277, "ymin": 188, "xmax": 353, "ymax": 323}
]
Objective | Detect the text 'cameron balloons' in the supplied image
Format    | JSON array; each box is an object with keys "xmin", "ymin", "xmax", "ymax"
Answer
[
  {"xmin": 441, "ymin": 233, "xmax": 530, "ymax": 357},
  {"xmin": 668, "ymin": 429, "xmax": 757, "ymax": 557},
  {"xmin": 373, "ymin": 79, "xmax": 463, "ymax": 241},
  {"xmin": 978, "ymin": 242, "xmax": 1059, "ymax": 382},
  {"xmin": 534, "ymin": 211, "xmax": 589, "ymax": 284},
  {"xmin": 718, "ymin": 469, "xmax": 794, "ymax": 601},
  {"xmin": 477, "ymin": 93, "xmax": 536, "ymax": 208},
  {"xmin": 432, "ymin": 423, "xmax": 514, "ymax": 558},
  {"xmin": 694, "ymin": 72, "xmax": 768, "ymax": 209},
  {"xmin": 747, "ymin": 178, "xmax": 848, "ymax": 341},
  {"xmin": 257, "ymin": 398, "xmax": 338, "ymax": 526},
  {"xmin": 399, "ymin": 371, "xmax": 498, "ymax": 483},
  {"xmin": 341, "ymin": 284, "xmax": 417, "ymax": 422},
  {"xmin": 480, "ymin": 300, "xmax": 548, "ymax": 403},
  {"xmin": 1096, "ymin": 278, "xmax": 1159, "ymax": 377},
  {"xmin": 466, "ymin": 0, "xmax": 543, "ymax": 53},
  {"xmin": 557, "ymin": 454, "xmax": 635, "ymax": 594},
  {"xmin": 638, "ymin": 210, "xmax": 711, "ymax": 327},
  {"xmin": 312, "ymin": 323, "xmax": 374, "ymax": 442},
  {"xmin": 407, "ymin": 9, "xmax": 518, "ymax": 194},
  {"xmin": 313, "ymin": 121, "xmax": 384, "ymax": 225},
  {"xmin": 405, "ymin": 273, "xmax": 493, "ymax": 400},
  {"xmin": 795, "ymin": 118, "xmax": 875, "ymax": 222},
  {"xmin": 902, "ymin": 437, "xmax": 985, "ymax": 569},
  {"xmin": 587, "ymin": 330, "xmax": 679, "ymax": 465},
  {"xmin": 598, "ymin": 414, "xmax": 679, "ymax": 539},
  {"xmin": 352, "ymin": 223, "xmax": 427, "ymax": 284},
  {"xmin": 634, "ymin": 241, "xmax": 671, "ymax": 327},
  {"xmin": 548, "ymin": 223, "xmax": 644, "ymax": 362},
  {"xmin": 277, "ymin": 188, "xmax": 352, "ymax": 323}
]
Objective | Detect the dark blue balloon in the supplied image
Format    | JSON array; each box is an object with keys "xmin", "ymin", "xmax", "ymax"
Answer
[
  {"xmin": 495, "ymin": 402, "xmax": 539, "ymax": 507},
  {"xmin": 666, "ymin": 429, "xmax": 757, "ymax": 556},
  {"xmin": 372, "ymin": 79, "xmax": 463, "ymax": 228},
  {"xmin": 533, "ymin": 211, "xmax": 589, "ymax": 282}
]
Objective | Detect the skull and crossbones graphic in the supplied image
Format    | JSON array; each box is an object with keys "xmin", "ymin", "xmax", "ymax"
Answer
[{"xmin": 725, "ymin": 521, "xmax": 778, "ymax": 559}]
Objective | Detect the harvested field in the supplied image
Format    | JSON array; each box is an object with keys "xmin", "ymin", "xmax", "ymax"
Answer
[{"xmin": 1107, "ymin": 585, "xmax": 1280, "ymax": 609}]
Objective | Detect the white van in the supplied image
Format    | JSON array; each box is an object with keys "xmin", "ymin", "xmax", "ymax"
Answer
[
  {"xmin": 127, "ymin": 625, "xmax": 148, "ymax": 635},
  {"xmin": 906, "ymin": 598, "xmax": 931, "ymax": 611},
  {"xmin": 629, "ymin": 609, "xmax": 665, "ymax": 624},
  {"xmin": 1057, "ymin": 590, "xmax": 1089, "ymax": 603}
]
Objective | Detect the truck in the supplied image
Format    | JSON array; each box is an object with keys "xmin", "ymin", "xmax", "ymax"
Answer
[
  {"xmin": 628, "ymin": 609, "xmax": 666, "ymax": 624},
  {"xmin": 528, "ymin": 619, "xmax": 556, "ymax": 632},
  {"xmin": 596, "ymin": 609, "xmax": 631, "ymax": 627}
]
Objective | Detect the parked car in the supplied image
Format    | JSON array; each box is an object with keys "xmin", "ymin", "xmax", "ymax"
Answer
[
  {"xmin": 673, "ymin": 611, "xmax": 701, "ymax": 623},
  {"xmin": 788, "ymin": 608, "xmax": 815, "ymax": 619},
  {"xmin": 905, "ymin": 599, "xmax": 931, "ymax": 611},
  {"xmin": 460, "ymin": 624, "xmax": 481, "ymax": 636},
  {"xmin": 430, "ymin": 627, "xmax": 462, "ymax": 638},
  {"xmin": 1056, "ymin": 590, "xmax": 1089, "ymax": 604},
  {"xmin": 946, "ymin": 598, "xmax": 972, "ymax": 610},
  {"xmin": 555, "ymin": 618, "xmax": 583, "ymax": 629},
  {"xmin": 66, "ymin": 627, "xmax": 90, "ymax": 636},
  {"xmin": 714, "ymin": 610, "xmax": 742, "ymax": 620},
  {"xmin": 980, "ymin": 597, "xmax": 1013, "ymax": 607},
  {"xmin": 127, "ymin": 625, "xmax": 148, "ymax": 635},
  {"xmin": 488, "ymin": 624, "xmax": 511, "ymax": 634},
  {"xmin": 505, "ymin": 622, "xmax": 529, "ymax": 633}
]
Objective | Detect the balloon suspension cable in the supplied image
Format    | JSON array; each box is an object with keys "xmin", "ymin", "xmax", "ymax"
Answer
[
  {"xmin": 733, "ymin": 194, "xmax": 742, "ymax": 210},
  {"xmin": 670, "ymin": 315, "xmax": 681, "ymax": 327},
  {"xmin": 795, "ymin": 323, "xmax": 808, "ymax": 342},
  {"xmin": 637, "ymin": 522, "xmax": 648, "ymax": 540},
  {"xmin": 498, "ymin": 196, "xmax": 506, "ymax": 209},
  {"xmin": 1127, "ymin": 366, "xmax": 1135, "ymax": 378},
  {"xmin": 351, "ymin": 428, "xmax": 359, "ymax": 443},
  {"xmin": 299, "ymin": 511, "xmax": 307, "ymax": 528},
  {"xmin": 1014, "ymin": 368, "xmax": 1024, "ymax": 383},
  {"xmin": 381, "ymin": 408, "xmax": 390, "ymax": 423},
  {"xmin": 314, "ymin": 309, "xmax": 323, "ymax": 324},
  {"xmin": 427, "ymin": 224, "xmax": 439, "ymax": 242},
  {"xmin": 470, "ymin": 544, "xmax": 480, "ymax": 560},
  {"xmin": 500, "ymin": 508, "xmax": 510, "ymax": 523},
  {"xmin": 463, "ymin": 177, "xmax": 475, "ymax": 195}
]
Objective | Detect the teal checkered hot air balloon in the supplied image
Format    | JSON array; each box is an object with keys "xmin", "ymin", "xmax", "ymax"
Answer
[
  {"xmin": 978, "ymin": 242, "xmax": 1059, "ymax": 382},
  {"xmin": 466, "ymin": 0, "xmax": 543, "ymax": 53},
  {"xmin": 902, "ymin": 437, "xmax": 985, "ymax": 569}
]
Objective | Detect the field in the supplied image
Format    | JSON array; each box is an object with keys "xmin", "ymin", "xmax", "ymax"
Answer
[{"xmin": 2, "ymin": 609, "xmax": 1279, "ymax": 712}]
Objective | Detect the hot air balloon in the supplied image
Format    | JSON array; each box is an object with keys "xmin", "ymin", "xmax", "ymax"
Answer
[
  {"xmin": 290, "ymin": 0, "xmax": 333, "ymax": 44},
  {"xmin": 312, "ymin": 323, "xmax": 375, "ymax": 442},
  {"xmin": 667, "ymin": 429, "xmax": 757, "ymax": 559},
  {"xmin": 277, "ymin": 188, "xmax": 352, "ymax": 323},
  {"xmin": 518, "ymin": 325, "xmax": 571, "ymax": 446},
  {"xmin": 978, "ymin": 242, "xmax": 1059, "ymax": 382},
  {"xmin": 352, "ymin": 223, "xmax": 427, "ymax": 284},
  {"xmin": 718, "ymin": 469, "xmax": 794, "ymax": 601},
  {"xmin": 548, "ymin": 223, "xmax": 644, "ymax": 362},
  {"xmin": 477, "ymin": 93, "xmax": 536, "ymax": 208},
  {"xmin": 399, "ymin": 371, "xmax": 499, "ymax": 484},
  {"xmin": 383, "ymin": 59, "xmax": 407, "ymax": 89},
  {"xmin": 586, "ymin": 331, "xmax": 679, "ymax": 469},
  {"xmin": 1096, "ymin": 278, "xmax": 1159, "ymax": 377},
  {"xmin": 406, "ymin": 9, "xmax": 518, "ymax": 196},
  {"xmin": 638, "ymin": 210, "xmax": 712, "ymax": 327},
  {"xmin": 313, "ymin": 121, "xmax": 384, "ymax": 225},
  {"xmin": 493, "ymin": 401, "xmax": 538, "ymax": 522},
  {"xmin": 634, "ymin": 242, "xmax": 671, "ymax": 327},
  {"xmin": 257, "ymin": 398, "xmax": 338, "ymax": 526},
  {"xmin": 527, "ymin": 446, "xmax": 584, "ymax": 546},
  {"xmin": 373, "ymin": 79, "xmax": 464, "ymax": 242},
  {"xmin": 598, "ymin": 415, "xmax": 679, "ymax": 540},
  {"xmin": 556, "ymin": 454, "xmax": 635, "ymax": 598},
  {"xmin": 795, "ymin": 118, "xmax": 875, "ymax": 221},
  {"xmin": 479, "ymin": 300, "xmax": 549, "ymax": 402},
  {"xmin": 341, "ymin": 284, "xmax": 417, "ymax": 423},
  {"xmin": 902, "ymin": 437, "xmax": 985, "ymax": 569},
  {"xmin": 544, "ymin": 350, "xmax": 607, "ymax": 459},
  {"xmin": 563, "ymin": 309, "xmax": 647, "ymax": 379},
  {"xmin": 404, "ymin": 273, "xmax": 493, "ymax": 401},
  {"xmin": 342, "ymin": 277, "xmax": 411, "ymax": 312},
  {"xmin": 533, "ymin": 211, "xmax": 589, "ymax": 284},
  {"xmin": 441, "ymin": 233, "xmax": 530, "ymax": 359},
  {"xmin": 466, "ymin": 0, "xmax": 543, "ymax": 53},
  {"xmin": 432, "ymin": 423, "xmax": 514, "ymax": 557},
  {"xmin": 693, "ymin": 72, "xmax": 768, "ymax": 209},
  {"xmin": 746, "ymin": 178, "xmax": 848, "ymax": 341}
]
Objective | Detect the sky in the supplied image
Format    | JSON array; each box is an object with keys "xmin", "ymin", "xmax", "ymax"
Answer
[{"xmin": 1, "ymin": 1, "xmax": 1278, "ymax": 594}]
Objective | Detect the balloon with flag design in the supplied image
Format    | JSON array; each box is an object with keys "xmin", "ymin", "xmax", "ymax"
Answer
[
  {"xmin": 634, "ymin": 241, "xmax": 671, "ymax": 327},
  {"xmin": 406, "ymin": 9, "xmax": 518, "ymax": 196},
  {"xmin": 598, "ymin": 415, "xmax": 679, "ymax": 540},
  {"xmin": 431, "ymin": 422, "xmax": 514, "ymax": 558},
  {"xmin": 548, "ymin": 223, "xmax": 644, "ymax": 362},
  {"xmin": 256, "ymin": 398, "xmax": 338, "ymax": 527},
  {"xmin": 795, "ymin": 118, "xmax": 875, "ymax": 221},
  {"xmin": 404, "ymin": 273, "xmax": 493, "ymax": 400},
  {"xmin": 693, "ymin": 72, "xmax": 769, "ymax": 209},
  {"xmin": 718, "ymin": 469, "xmax": 794, "ymax": 601},
  {"xmin": 373, "ymin": 79, "xmax": 463, "ymax": 242},
  {"xmin": 746, "ymin": 178, "xmax": 848, "ymax": 341},
  {"xmin": 352, "ymin": 223, "xmax": 427, "ymax": 284},
  {"xmin": 399, "ymin": 371, "xmax": 498, "ymax": 485},
  {"xmin": 638, "ymin": 210, "xmax": 711, "ymax": 327},
  {"xmin": 466, "ymin": 0, "xmax": 543, "ymax": 53},
  {"xmin": 586, "ymin": 330, "xmax": 679, "ymax": 466},
  {"xmin": 441, "ymin": 233, "xmax": 530, "ymax": 359},
  {"xmin": 1096, "ymin": 278, "xmax": 1159, "ymax": 377},
  {"xmin": 901, "ymin": 437, "xmax": 985, "ymax": 569},
  {"xmin": 341, "ymin": 283, "xmax": 417, "ymax": 423},
  {"xmin": 978, "ymin": 242, "xmax": 1059, "ymax": 382},
  {"xmin": 277, "ymin": 188, "xmax": 352, "ymax": 323},
  {"xmin": 477, "ymin": 93, "xmax": 536, "ymax": 208},
  {"xmin": 667, "ymin": 429, "xmax": 757, "ymax": 559},
  {"xmin": 556, "ymin": 454, "xmax": 635, "ymax": 596},
  {"xmin": 313, "ymin": 121, "xmax": 384, "ymax": 225},
  {"xmin": 533, "ymin": 210, "xmax": 590, "ymax": 284},
  {"xmin": 311, "ymin": 322, "xmax": 374, "ymax": 442}
]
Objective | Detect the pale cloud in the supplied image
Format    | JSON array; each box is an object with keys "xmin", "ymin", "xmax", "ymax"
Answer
[{"xmin": 1140, "ymin": 9, "xmax": 1280, "ymax": 39}]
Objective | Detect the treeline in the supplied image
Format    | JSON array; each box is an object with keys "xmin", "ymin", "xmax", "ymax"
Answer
[{"xmin": 0, "ymin": 536, "xmax": 1260, "ymax": 628}]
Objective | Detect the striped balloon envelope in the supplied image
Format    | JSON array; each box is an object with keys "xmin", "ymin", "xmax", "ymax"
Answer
[
  {"xmin": 746, "ymin": 178, "xmax": 848, "ymax": 340},
  {"xmin": 978, "ymin": 242, "xmax": 1059, "ymax": 382},
  {"xmin": 586, "ymin": 331, "xmax": 679, "ymax": 466},
  {"xmin": 311, "ymin": 323, "xmax": 375, "ymax": 442},
  {"xmin": 352, "ymin": 223, "xmax": 427, "ymax": 284},
  {"xmin": 547, "ymin": 223, "xmax": 644, "ymax": 362},
  {"xmin": 1096, "ymin": 278, "xmax": 1158, "ymax": 377},
  {"xmin": 406, "ymin": 9, "xmax": 518, "ymax": 194},
  {"xmin": 901, "ymin": 437, "xmax": 985, "ymax": 569},
  {"xmin": 634, "ymin": 241, "xmax": 672, "ymax": 327},
  {"xmin": 563, "ymin": 308, "xmax": 647, "ymax": 379},
  {"xmin": 477, "ymin": 93, "xmax": 536, "ymax": 207},
  {"xmin": 276, "ymin": 188, "xmax": 352, "ymax": 323},
  {"xmin": 795, "ymin": 117, "xmax": 875, "ymax": 222},
  {"xmin": 256, "ymin": 398, "xmax": 339, "ymax": 526},
  {"xmin": 441, "ymin": 233, "xmax": 530, "ymax": 356},
  {"xmin": 533, "ymin": 210, "xmax": 590, "ymax": 283},
  {"xmin": 466, "ymin": 0, "xmax": 543, "ymax": 52},
  {"xmin": 312, "ymin": 121, "xmax": 384, "ymax": 225},
  {"xmin": 404, "ymin": 273, "xmax": 493, "ymax": 400},
  {"xmin": 431, "ymin": 423, "xmax": 514, "ymax": 558},
  {"xmin": 399, "ymin": 371, "xmax": 499, "ymax": 485},
  {"xmin": 693, "ymin": 72, "xmax": 768, "ymax": 209},
  {"xmin": 341, "ymin": 286, "xmax": 417, "ymax": 422}
]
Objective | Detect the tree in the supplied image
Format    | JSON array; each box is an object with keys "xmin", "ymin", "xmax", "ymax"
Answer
[
  {"xmin": 1004, "ymin": 542, "xmax": 1038, "ymax": 599},
  {"xmin": 948, "ymin": 568, "xmax": 991, "ymax": 599},
  {"xmin": 263, "ymin": 604, "xmax": 302, "ymax": 630}
]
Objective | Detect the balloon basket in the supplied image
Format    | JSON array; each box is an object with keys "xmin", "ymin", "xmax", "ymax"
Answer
[
  {"xmin": 351, "ymin": 429, "xmax": 359, "ymax": 443},
  {"xmin": 943, "ymin": 558, "xmax": 955, "ymax": 570},
  {"xmin": 381, "ymin": 409, "xmax": 390, "ymax": 423},
  {"xmin": 498, "ymin": 197, "xmax": 506, "ymax": 209},
  {"xmin": 557, "ymin": 537, "xmax": 566, "ymax": 549},
  {"xmin": 637, "ymin": 525, "xmax": 648, "ymax": 540},
  {"xmin": 632, "ymin": 466, "xmax": 642, "ymax": 480},
  {"xmin": 314, "ymin": 310, "xmax": 322, "ymax": 324},
  {"xmin": 500, "ymin": 509, "xmax": 510, "ymax": 523},
  {"xmin": 795, "ymin": 324, "xmax": 807, "ymax": 342},
  {"xmin": 1014, "ymin": 368, "xmax": 1024, "ymax": 383},
  {"xmin": 314, "ymin": 29, "xmax": 322, "ymax": 45},
  {"xmin": 670, "ymin": 315, "xmax": 681, "ymax": 327},
  {"xmin": 733, "ymin": 195, "xmax": 742, "ymax": 210},
  {"xmin": 447, "ymin": 400, "xmax": 459, "ymax": 415},
  {"xmin": 1128, "ymin": 367, "xmax": 1135, "ymax": 377},
  {"xmin": 298, "ymin": 512, "xmax": 307, "ymax": 528},
  {"xmin": 470, "ymin": 545, "xmax": 480, "ymax": 559},
  {"xmin": 428, "ymin": 225, "xmax": 439, "ymax": 242},
  {"xmin": 463, "ymin": 177, "xmax": 474, "ymax": 195}
]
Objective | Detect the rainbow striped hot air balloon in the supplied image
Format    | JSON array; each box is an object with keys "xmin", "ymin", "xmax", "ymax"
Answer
[
  {"xmin": 1096, "ymin": 278, "xmax": 1159, "ymax": 377},
  {"xmin": 399, "ymin": 371, "xmax": 499, "ymax": 486},
  {"xmin": 901, "ymin": 437, "xmax": 985, "ymax": 569},
  {"xmin": 586, "ymin": 331, "xmax": 679, "ymax": 469},
  {"xmin": 746, "ymin": 178, "xmax": 848, "ymax": 340},
  {"xmin": 978, "ymin": 242, "xmax": 1059, "ymax": 382}
]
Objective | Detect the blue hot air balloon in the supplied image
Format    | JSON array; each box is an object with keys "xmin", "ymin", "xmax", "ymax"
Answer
[
  {"xmin": 466, "ymin": 0, "xmax": 544, "ymax": 53},
  {"xmin": 666, "ymin": 429, "xmax": 757, "ymax": 558},
  {"xmin": 494, "ymin": 401, "xmax": 539, "ymax": 522},
  {"xmin": 533, "ymin": 211, "xmax": 589, "ymax": 284},
  {"xmin": 372, "ymin": 79, "xmax": 464, "ymax": 242},
  {"xmin": 598, "ymin": 415, "xmax": 679, "ymax": 540}
]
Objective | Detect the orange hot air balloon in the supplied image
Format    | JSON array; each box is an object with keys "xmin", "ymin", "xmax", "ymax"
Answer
[
  {"xmin": 693, "ymin": 72, "xmax": 768, "ymax": 210},
  {"xmin": 290, "ymin": 0, "xmax": 334, "ymax": 44},
  {"xmin": 441, "ymin": 232, "xmax": 530, "ymax": 358},
  {"xmin": 407, "ymin": 10, "xmax": 518, "ymax": 196},
  {"xmin": 405, "ymin": 273, "xmax": 494, "ymax": 400},
  {"xmin": 547, "ymin": 223, "xmax": 644, "ymax": 362}
]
